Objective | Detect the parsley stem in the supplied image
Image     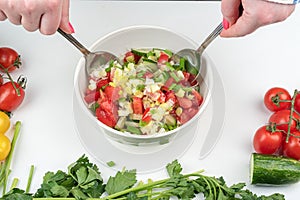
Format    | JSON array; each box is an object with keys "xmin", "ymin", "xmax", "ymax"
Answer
[
  {"xmin": 101, "ymin": 170, "xmax": 205, "ymax": 200},
  {"xmin": 1, "ymin": 121, "xmax": 22, "ymax": 194},
  {"xmin": 26, "ymin": 165, "xmax": 35, "ymax": 193}
]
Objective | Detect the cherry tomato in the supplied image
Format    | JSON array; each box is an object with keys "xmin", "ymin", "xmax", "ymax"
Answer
[
  {"xmin": 0, "ymin": 47, "xmax": 21, "ymax": 73},
  {"xmin": 264, "ymin": 87, "xmax": 291, "ymax": 112},
  {"xmin": 269, "ymin": 110, "xmax": 300, "ymax": 133},
  {"xmin": 0, "ymin": 77, "xmax": 26, "ymax": 112},
  {"xmin": 283, "ymin": 131, "xmax": 300, "ymax": 160},
  {"xmin": 0, "ymin": 111, "xmax": 10, "ymax": 135},
  {"xmin": 0, "ymin": 134, "xmax": 11, "ymax": 161},
  {"xmin": 253, "ymin": 125, "xmax": 284, "ymax": 155},
  {"xmin": 294, "ymin": 93, "xmax": 300, "ymax": 114}
]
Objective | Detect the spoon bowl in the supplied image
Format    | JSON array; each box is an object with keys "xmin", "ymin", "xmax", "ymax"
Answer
[
  {"xmin": 173, "ymin": 22, "xmax": 223, "ymax": 81},
  {"xmin": 57, "ymin": 28, "xmax": 118, "ymax": 75}
]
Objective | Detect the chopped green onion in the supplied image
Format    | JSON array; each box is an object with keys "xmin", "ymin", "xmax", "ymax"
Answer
[{"xmin": 170, "ymin": 71, "xmax": 181, "ymax": 82}]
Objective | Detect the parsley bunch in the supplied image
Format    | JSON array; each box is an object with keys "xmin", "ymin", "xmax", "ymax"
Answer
[{"xmin": 0, "ymin": 155, "xmax": 284, "ymax": 200}]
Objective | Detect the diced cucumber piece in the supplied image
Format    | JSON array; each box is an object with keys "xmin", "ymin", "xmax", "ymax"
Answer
[
  {"xmin": 142, "ymin": 58, "xmax": 157, "ymax": 64},
  {"xmin": 250, "ymin": 153, "xmax": 300, "ymax": 185},
  {"xmin": 127, "ymin": 125, "xmax": 142, "ymax": 135},
  {"xmin": 131, "ymin": 49, "xmax": 149, "ymax": 57}
]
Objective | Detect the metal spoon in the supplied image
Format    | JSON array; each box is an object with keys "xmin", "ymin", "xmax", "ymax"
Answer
[
  {"xmin": 57, "ymin": 28, "xmax": 118, "ymax": 75},
  {"xmin": 173, "ymin": 22, "xmax": 223, "ymax": 81}
]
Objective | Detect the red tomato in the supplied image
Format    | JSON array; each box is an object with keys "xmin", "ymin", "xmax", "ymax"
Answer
[
  {"xmin": 158, "ymin": 52, "xmax": 169, "ymax": 64},
  {"xmin": 104, "ymin": 85, "xmax": 121, "ymax": 101},
  {"xmin": 84, "ymin": 91, "xmax": 100, "ymax": 104},
  {"xmin": 132, "ymin": 97, "xmax": 143, "ymax": 114},
  {"xmin": 264, "ymin": 87, "xmax": 291, "ymax": 112},
  {"xmin": 0, "ymin": 77, "xmax": 26, "ymax": 112},
  {"xmin": 283, "ymin": 131, "xmax": 300, "ymax": 160},
  {"xmin": 294, "ymin": 93, "xmax": 300, "ymax": 114},
  {"xmin": 141, "ymin": 107, "xmax": 152, "ymax": 123},
  {"xmin": 123, "ymin": 51, "xmax": 141, "ymax": 64},
  {"xmin": 0, "ymin": 47, "xmax": 21, "ymax": 73},
  {"xmin": 253, "ymin": 125, "xmax": 284, "ymax": 155},
  {"xmin": 179, "ymin": 108, "xmax": 197, "ymax": 124},
  {"xmin": 192, "ymin": 90, "xmax": 203, "ymax": 106},
  {"xmin": 177, "ymin": 97, "xmax": 193, "ymax": 109},
  {"xmin": 96, "ymin": 99, "xmax": 118, "ymax": 127},
  {"xmin": 186, "ymin": 107, "xmax": 198, "ymax": 119},
  {"xmin": 96, "ymin": 79, "xmax": 109, "ymax": 89},
  {"xmin": 165, "ymin": 91, "xmax": 177, "ymax": 106},
  {"xmin": 157, "ymin": 91, "xmax": 166, "ymax": 103},
  {"xmin": 269, "ymin": 110, "xmax": 300, "ymax": 133}
]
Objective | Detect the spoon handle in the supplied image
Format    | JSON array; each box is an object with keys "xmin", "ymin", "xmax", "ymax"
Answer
[
  {"xmin": 57, "ymin": 28, "xmax": 91, "ymax": 56},
  {"xmin": 197, "ymin": 22, "xmax": 223, "ymax": 55}
]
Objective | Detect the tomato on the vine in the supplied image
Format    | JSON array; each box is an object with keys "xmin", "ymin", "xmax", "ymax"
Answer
[
  {"xmin": 283, "ymin": 131, "xmax": 300, "ymax": 160},
  {"xmin": 0, "ymin": 111, "xmax": 10, "ymax": 135},
  {"xmin": 0, "ymin": 47, "xmax": 21, "ymax": 73},
  {"xmin": 0, "ymin": 76, "xmax": 26, "ymax": 112},
  {"xmin": 264, "ymin": 87, "xmax": 291, "ymax": 112},
  {"xmin": 269, "ymin": 109, "xmax": 300, "ymax": 133},
  {"xmin": 294, "ymin": 93, "xmax": 300, "ymax": 114},
  {"xmin": 253, "ymin": 125, "xmax": 284, "ymax": 155},
  {"xmin": 0, "ymin": 134, "xmax": 11, "ymax": 161}
]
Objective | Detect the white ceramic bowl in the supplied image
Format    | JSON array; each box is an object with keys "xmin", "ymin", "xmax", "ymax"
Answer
[{"xmin": 73, "ymin": 25, "xmax": 213, "ymax": 154}]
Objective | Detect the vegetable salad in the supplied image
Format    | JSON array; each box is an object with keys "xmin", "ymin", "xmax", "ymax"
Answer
[{"xmin": 84, "ymin": 48, "xmax": 203, "ymax": 135}]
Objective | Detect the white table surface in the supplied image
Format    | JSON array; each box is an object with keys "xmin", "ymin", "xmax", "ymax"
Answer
[{"xmin": 1, "ymin": 0, "xmax": 300, "ymax": 199}]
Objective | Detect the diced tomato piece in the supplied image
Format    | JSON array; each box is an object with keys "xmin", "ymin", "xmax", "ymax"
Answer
[
  {"xmin": 158, "ymin": 52, "xmax": 169, "ymax": 64},
  {"xmin": 132, "ymin": 97, "xmax": 143, "ymax": 114},
  {"xmin": 96, "ymin": 108, "xmax": 116, "ymax": 127},
  {"xmin": 96, "ymin": 99, "xmax": 118, "ymax": 127},
  {"xmin": 183, "ymin": 72, "xmax": 190, "ymax": 81},
  {"xmin": 161, "ymin": 86, "xmax": 169, "ymax": 93},
  {"xmin": 104, "ymin": 85, "xmax": 121, "ymax": 101},
  {"xmin": 141, "ymin": 107, "xmax": 152, "ymax": 123},
  {"xmin": 84, "ymin": 91, "xmax": 100, "ymax": 104},
  {"xmin": 192, "ymin": 90, "xmax": 203, "ymax": 106},
  {"xmin": 177, "ymin": 97, "xmax": 193, "ymax": 109},
  {"xmin": 157, "ymin": 90, "xmax": 166, "ymax": 103},
  {"xmin": 96, "ymin": 79, "xmax": 109, "ymax": 89},
  {"xmin": 186, "ymin": 107, "xmax": 199, "ymax": 118},
  {"xmin": 179, "ymin": 112, "xmax": 190, "ymax": 124},
  {"xmin": 123, "ymin": 51, "xmax": 141, "ymax": 63},
  {"xmin": 166, "ymin": 91, "xmax": 177, "ymax": 106}
]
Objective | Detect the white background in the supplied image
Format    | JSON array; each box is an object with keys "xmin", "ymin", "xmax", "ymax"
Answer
[{"xmin": 1, "ymin": 1, "xmax": 300, "ymax": 199}]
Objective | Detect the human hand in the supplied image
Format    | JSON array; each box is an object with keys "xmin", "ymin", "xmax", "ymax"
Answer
[
  {"xmin": 220, "ymin": 0, "xmax": 295, "ymax": 37},
  {"xmin": 0, "ymin": 0, "xmax": 73, "ymax": 35}
]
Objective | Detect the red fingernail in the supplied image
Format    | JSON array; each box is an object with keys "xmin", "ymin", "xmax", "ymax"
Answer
[
  {"xmin": 222, "ymin": 18, "xmax": 229, "ymax": 30},
  {"xmin": 68, "ymin": 22, "xmax": 75, "ymax": 33}
]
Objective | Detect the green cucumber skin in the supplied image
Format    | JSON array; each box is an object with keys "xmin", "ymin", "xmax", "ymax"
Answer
[{"xmin": 251, "ymin": 153, "xmax": 300, "ymax": 185}]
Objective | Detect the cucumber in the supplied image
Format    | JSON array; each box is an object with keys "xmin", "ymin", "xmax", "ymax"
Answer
[
  {"xmin": 131, "ymin": 49, "xmax": 149, "ymax": 57},
  {"xmin": 250, "ymin": 153, "xmax": 300, "ymax": 185}
]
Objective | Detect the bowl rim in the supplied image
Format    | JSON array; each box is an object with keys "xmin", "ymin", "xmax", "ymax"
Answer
[{"xmin": 73, "ymin": 25, "xmax": 213, "ymax": 140}]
